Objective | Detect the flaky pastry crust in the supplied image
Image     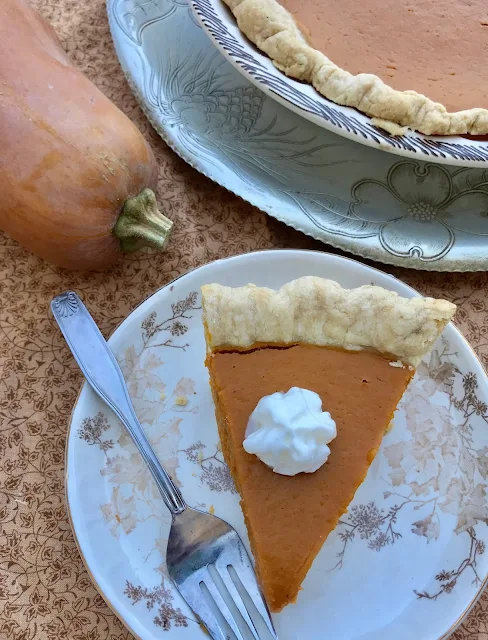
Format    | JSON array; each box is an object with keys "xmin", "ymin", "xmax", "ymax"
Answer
[
  {"xmin": 201, "ymin": 276, "xmax": 456, "ymax": 366},
  {"xmin": 223, "ymin": 0, "xmax": 488, "ymax": 136}
]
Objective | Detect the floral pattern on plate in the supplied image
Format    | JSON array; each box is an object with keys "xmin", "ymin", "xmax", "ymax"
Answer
[
  {"xmin": 68, "ymin": 250, "xmax": 488, "ymax": 640},
  {"xmin": 332, "ymin": 339, "xmax": 488, "ymax": 601},
  {"xmin": 350, "ymin": 162, "xmax": 488, "ymax": 261}
]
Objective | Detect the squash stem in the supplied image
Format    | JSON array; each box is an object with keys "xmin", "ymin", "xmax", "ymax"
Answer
[{"xmin": 115, "ymin": 188, "xmax": 173, "ymax": 253}]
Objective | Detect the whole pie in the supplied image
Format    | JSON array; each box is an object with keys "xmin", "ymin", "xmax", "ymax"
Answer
[
  {"xmin": 201, "ymin": 276, "xmax": 455, "ymax": 611},
  {"xmin": 222, "ymin": 0, "xmax": 488, "ymax": 135}
]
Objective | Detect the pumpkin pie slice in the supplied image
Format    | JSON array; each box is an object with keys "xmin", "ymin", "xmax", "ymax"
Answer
[{"xmin": 201, "ymin": 276, "xmax": 455, "ymax": 612}]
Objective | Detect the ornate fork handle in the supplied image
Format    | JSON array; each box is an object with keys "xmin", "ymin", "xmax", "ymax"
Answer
[{"xmin": 51, "ymin": 291, "xmax": 186, "ymax": 515}]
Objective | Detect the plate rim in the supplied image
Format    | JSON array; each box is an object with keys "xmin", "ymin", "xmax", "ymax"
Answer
[
  {"xmin": 64, "ymin": 249, "xmax": 488, "ymax": 640},
  {"xmin": 106, "ymin": 0, "xmax": 488, "ymax": 273},
  {"xmin": 189, "ymin": 0, "xmax": 488, "ymax": 168}
]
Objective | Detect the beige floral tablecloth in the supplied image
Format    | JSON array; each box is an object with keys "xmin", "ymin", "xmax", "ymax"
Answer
[{"xmin": 1, "ymin": 0, "xmax": 487, "ymax": 638}]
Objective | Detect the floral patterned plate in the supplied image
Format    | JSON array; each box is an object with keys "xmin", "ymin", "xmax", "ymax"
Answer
[
  {"xmin": 107, "ymin": 0, "xmax": 488, "ymax": 271},
  {"xmin": 66, "ymin": 250, "xmax": 488, "ymax": 640}
]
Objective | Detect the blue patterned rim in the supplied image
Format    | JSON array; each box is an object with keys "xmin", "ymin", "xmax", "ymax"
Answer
[{"xmin": 191, "ymin": 0, "xmax": 488, "ymax": 165}]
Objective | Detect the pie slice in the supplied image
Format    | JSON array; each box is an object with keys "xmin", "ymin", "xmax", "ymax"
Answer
[{"xmin": 201, "ymin": 276, "xmax": 455, "ymax": 612}]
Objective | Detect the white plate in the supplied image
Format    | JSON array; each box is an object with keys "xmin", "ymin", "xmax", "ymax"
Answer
[
  {"xmin": 67, "ymin": 250, "xmax": 488, "ymax": 640},
  {"xmin": 189, "ymin": 0, "xmax": 488, "ymax": 167},
  {"xmin": 107, "ymin": 0, "xmax": 488, "ymax": 272}
]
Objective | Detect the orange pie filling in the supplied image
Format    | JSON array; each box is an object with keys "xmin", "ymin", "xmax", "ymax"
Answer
[
  {"xmin": 279, "ymin": 0, "xmax": 488, "ymax": 113},
  {"xmin": 206, "ymin": 343, "xmax": 413, "ymax": 611}
]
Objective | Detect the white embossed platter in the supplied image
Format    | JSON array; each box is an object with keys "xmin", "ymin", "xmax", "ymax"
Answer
[
  {"xmin": 66, "ymin": 250, "xmax": 488, "ymax": 640},
  {"xmin": 189, "ymin": 0, "xmax": 488, "ymax": 167},
  {"xmin": 106, "ymin": 0, "xmax": 488, "ymax": 271}
]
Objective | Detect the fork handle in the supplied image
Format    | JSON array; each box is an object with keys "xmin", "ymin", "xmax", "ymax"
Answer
[{"xmin": 51, "ymin": 291, "xmax": 186, "ymax": 515}]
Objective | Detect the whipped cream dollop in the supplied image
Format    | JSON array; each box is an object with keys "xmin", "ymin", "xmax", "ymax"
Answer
[{"xmin": 243, "ymin": 387, "xmax": 337, "ymax": 476}]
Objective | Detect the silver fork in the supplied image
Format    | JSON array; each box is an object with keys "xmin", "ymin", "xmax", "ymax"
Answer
[{"xmin": 51, "ymin": 291, "xmax": 278, "ymax": 640}]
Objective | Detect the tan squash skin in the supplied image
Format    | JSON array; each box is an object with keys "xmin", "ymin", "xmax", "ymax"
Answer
[{"xmin": 0, "ymin": 0, "xmax": 172, "ymax": 270}]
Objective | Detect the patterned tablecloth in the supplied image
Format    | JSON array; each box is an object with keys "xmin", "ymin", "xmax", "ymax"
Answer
[{"xmin": 1, "ymin": 0, "xmax": 487, "ymax": 638}]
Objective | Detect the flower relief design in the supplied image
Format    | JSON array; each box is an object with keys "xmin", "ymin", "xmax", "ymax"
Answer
[
  {"xmin": 144, "ymin": 45, "xmax": 347, "ymax": 187},
  {"xmin": 112, "ymin": 0, "xmax": 187, "ymax": 45},
  {"xmin": 150, "ymin": 48, "xmax": 270, "ymax": 152},
  {"xmin": 332, "ymin": 338, "xmax": 487, "ymax": 600},
  {"xmin": 171, "ymin": 84, "xmax": 265, "ymax": 138},
  {"xmin": 350, "ymin": 161, "xmax": 488, "ymax": 261}
]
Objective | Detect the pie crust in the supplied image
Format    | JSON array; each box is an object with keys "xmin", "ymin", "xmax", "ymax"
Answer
[
  {"xmin": 222, "ymin": 0, "xmax": 488, "ymax": 135},
  {"xmin": 201, "ymin": 276, "xmax": 456, "ymax": 366}
]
